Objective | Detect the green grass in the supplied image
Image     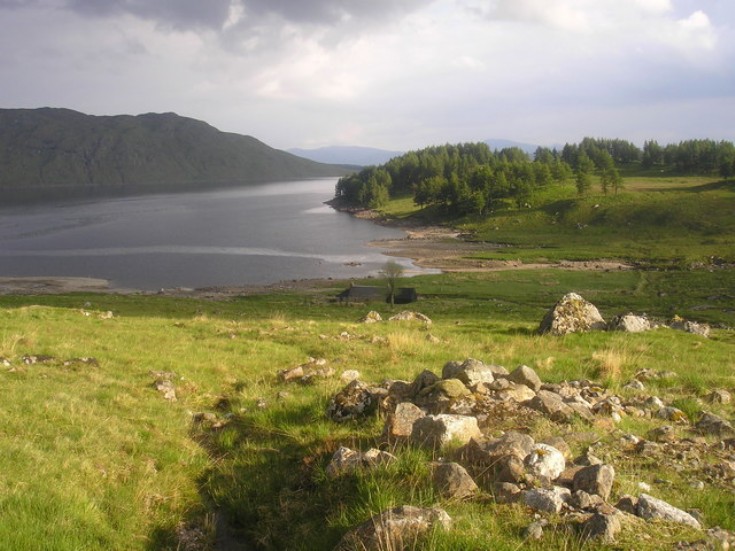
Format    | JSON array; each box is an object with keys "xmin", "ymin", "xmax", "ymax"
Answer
[{"xmin": 0, "ymin": 267, "xmax": 733, "ymax": 549}]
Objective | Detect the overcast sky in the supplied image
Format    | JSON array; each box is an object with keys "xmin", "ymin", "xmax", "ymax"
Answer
[{"xmin": 1, "ymin": 0, "xmax": 733, "ymax": 150}]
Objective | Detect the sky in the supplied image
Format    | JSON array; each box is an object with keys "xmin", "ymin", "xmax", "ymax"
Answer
[{"xmin": 1, "ymin": 0, "xmax": 734, "ymax": 151}]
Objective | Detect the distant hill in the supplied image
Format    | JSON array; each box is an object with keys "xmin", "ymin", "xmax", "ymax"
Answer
[
  {"xmin": 288, "ymin": 145, "xmax": 404, "ymax": 167},
  {"xmin": 0, "ymin": 108, "xmax": 346, "ymax": 201}
]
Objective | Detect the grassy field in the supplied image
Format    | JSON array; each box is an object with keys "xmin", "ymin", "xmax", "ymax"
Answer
[
  {"xmin": 0, "ymin": 265, "xmax": 733, "ymax": 549},
  {"xmin": 0, "ymin": 174, "xmax": 733, "ymax": 549}
]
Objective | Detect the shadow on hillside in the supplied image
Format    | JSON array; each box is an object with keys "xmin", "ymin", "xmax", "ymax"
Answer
[{"xmin": 643, "ymin": 179, "xmax": 734, "ymax": 193}]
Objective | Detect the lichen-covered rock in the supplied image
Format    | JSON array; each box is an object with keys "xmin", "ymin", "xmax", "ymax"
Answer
[
  {"xmin": 411, "ymin": 414, "xmax": 482, "ymax": 449},
  {"xmin": 573, "ymin": 464, "xmax": 615, "ymax": 501},
  {"xmin": 432, "ymin": 462, "xmax": 479, "ymax": 499},
  {"xmin": 523, "ymin": 486, "xmax": 571, "ymax": 514},
  {"xmin": 525, "ymin": 443, "xmax": 566, "ymax": 481},
  {"xmin": 538, "ymin": 292, "xmax": 606, "ymax": 335},
  {"xmin": 442, "ymin": 358, "xmax": 496, "ymax": 387},
  {"xmin": 609, "ymin": 313, "xmax": 651, "ymax": 333},
  {"xmin": 637, "ymin": 493, "xmax": 701, "ymax": 529},
  {"xmin": 327, "ymin": 380, "xmax": 378, "ymax": 422},
  {"xmin": 360, "ymin": 310, "xmax": 382, "ymax": 323},
  {"xmin": 415, "ymin": 378, "xmax": 474, "ymax": 413},
  {"xmin": 382, "ymin": 402, "xmax": 426, "ymax": 442},
  {"xmin": 507, "ymin": 364, "xmax": 542, "ymax": 392},
  {"xmin": 334, "ymin": 505, "xmax": 451, "ymax": 551}
]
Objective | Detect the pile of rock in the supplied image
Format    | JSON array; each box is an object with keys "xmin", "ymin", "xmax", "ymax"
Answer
[
  {"xmin": 539, "ymin": 292, "xmax": 712, "ymax": 337},
  {"xmin": 323, "ymin": 357, "xmax": 733, "ymax": 547}
]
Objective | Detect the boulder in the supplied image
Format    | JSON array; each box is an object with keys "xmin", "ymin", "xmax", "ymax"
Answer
[
  {"xmin": 507, "ymin": 364, "xmax": 542, "ymax": 392},
  {"xmin": 360, "ymin": 311, "xmax": 382, "ymax": 323},
  {"xmin": 334, "ymin": 505, "xmax": 451, "ymax": 551},
  {"xmin": 388, "ymin": 311, "xmax": 432, "ymax": 325},
  {"xmin": 695, "ymin": 412, "xmax": 735, "ymax": 437},
  {"xmin": 525, "ymin": 443, "xmax": 566, "ymax": 481},
  {"xmin": 523, "ymin": 486, "xmax": 571, "ymax": 514},
  {"xmin": 609, "ymin": 313, "xmax": 651, "ymax": 333},
  {"xmin": 432, "ymin": 462, "xmax": 479, "ymax": 500},
  {"xmin": 411, "ymin": 414, "xmax": 482, "ymax": 449},
  {"xmin": 326, "ymin": 380, "xmax": 378, "ymax": 422},
  {"xmin": 538, "ymin": 292, "xmax": 606, "ymax": 336},
  {"xmin": 636, "ymin": 493, "xmax": 701, "ymax": 529},
  {"xmin": 573, "ymin": 464, "xmax": 615, "ymax": 501}
]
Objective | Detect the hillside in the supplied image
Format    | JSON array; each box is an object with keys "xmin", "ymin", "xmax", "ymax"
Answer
[
  {"xmin": 0, "ymin": 108, "xmax": 346, "ymax": 200},
  {"xmin": 288, "ymin": 145, "xmax": 404, "ymax": 166}
]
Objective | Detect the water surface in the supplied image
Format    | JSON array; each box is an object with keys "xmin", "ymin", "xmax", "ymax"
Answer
[{"xmin": 0, "ymin": 179, "xmax": 420, "ymax": 290}]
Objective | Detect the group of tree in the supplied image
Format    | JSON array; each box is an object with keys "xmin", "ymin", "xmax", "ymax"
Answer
[{"xmin": 334, "ymin": 137, "xmax": 735, "ymax": 215}]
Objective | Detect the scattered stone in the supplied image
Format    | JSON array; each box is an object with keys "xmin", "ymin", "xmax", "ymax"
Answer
[
  {"xmin": 609, "ymin": 312, "xmax": 651, "ymax": 333},
  {"xmin": 415, "ymin": 379, "xmax": 473, "ymax": 413},
  {"xmin": 494, "ymin": 382, "xmax": 537, "ymax": 403},
  {"xmin": 360, "ymin": 311, "xmax": 382, "ymax": 323},
  {"xmin": 523, "ymin": 519, "xmax": 548, "ymax": 540},
  {"xmin": 669, "ymin": 317, "xmax": 711, "ymax": 338},
  {"xmin": 580, "ymin": 512, "xmax": 622, "ymax": 543},
  {"xmin": 615, "ymin": 495, "xmax": 638, "ymax": 515},
  {"xmin": 644, "ymin": 396, "xmax": 666, "ymax": 410},
  {"xmin": 442, "ymin": 358, "xmax": 496, "ymax": 386},
  {"xmin": 326, "ymin": 380, "xmax": 377, "ymax": 422},
  {"xmin": 523, "ymin": 486, "xmax": 571, "ymax": 514},
  {"xmin": 334, "ymin": 506, "xmax": 451, "ymax": 551},
  {"xmin": 411, "ymin": 414, "xmax": 482, "ymax": 449},
  {"xmin": 525, "ymin": 390, "xmax": 577, "ymax": 423},
  {"xmin": 388, "ymin": 311, "xmax": 432, "ymax": 325},
  {"xmin": 493, "ymin": 482, "xmax": 522, "ymax": 504},
  {"xmin": 525, "ymin": 443, "xmax": 566, "ymax": 481},
  {"xmin": 432, "ymin": 462, "xmax": 479, "ymax": 500},
  {"xmin": 658, "ymin": 406, "xmax": 688, "ymax": 423},
  {"xmin": 382, "ymin": 402, "xmax": 426, "ymax": 442},
  {"xmin": 408, "ymin": 370, "xmax": 440, "ymax": 397},
  {"xmin": 22, "ymin": 354, "xmax": 55, "ymax": 365},
  {"xmin": 570, "ymin": 490, "xmax": 605, "ymax": 511},
  {"xmin": 623, "ymin": 379, "xmax": 646, "ymax": 391},
  {"xmin": 705, "ymin": 389, "xmax": 732, "ymax": 405},
  {"xmin": 696, "ymin": 412, "xmax": 735, "ymax": 437},
  {"xmin": 637, "ymin": 493, "xmax": 701, "ymax": 529},
  {"xmin": 573, "ymin": 464, "xmax": 615, "ymax": 501},
  {"xmin": 340, "ymin": 370, "xmax": 361, "ymax": 383},
  {"xmin": 326, "ymin": 447, "xmax": 397, "ymax": 478},
  {"xmin": 154, "ymin": 378, "xmax": 177, "ymax": 401},
  {"xmin": 538, "ymin": 292, "xmax": 606, "ymax": 336},
  {"xmin": 62, "ymin": 356, "xmax": 99, "ymax": 367},
  {"xmin": 278, "ymin": 365, "xmax": 304, "ymax": 382},
  {"xmin": 507, "ymin": 364, "xmax": 542, "ymax": 392},
  {"xmin": 99, "ymin": 310, "xmax": 114, "ymax": 320}
]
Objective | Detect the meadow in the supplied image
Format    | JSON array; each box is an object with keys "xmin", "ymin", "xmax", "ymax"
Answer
[{"xmin": 0, "ymin": 174, "xmax": 733, "ymax": 549}]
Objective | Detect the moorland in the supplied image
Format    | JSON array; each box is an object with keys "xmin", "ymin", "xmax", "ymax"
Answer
[{"xmin": 0, "ymin": 136, "xmax": 734, "ymax": 550}]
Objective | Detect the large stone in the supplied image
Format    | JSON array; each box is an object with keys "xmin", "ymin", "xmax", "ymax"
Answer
[
  {"xmin": 637, "ymin": 493, "xmax": 701, "ymax": 529},
  {"xmin": 411, "ymin": 414, "xmax": 482, "ymax": 449},
  {"xmin": 326, "ymin": 380, "xmax": 378, "ymax": 422},
  {"xmin": 507, "ymin": 364, "xmax": 542, "ymax": 392},
  {"xmin": 523, "ymin": 486, "xmax": 571, "ymax": 514},
  {"xmin": 538, "ymin": 292, "xmax": 607, "ymax": 336},
  {"xmin": 609, "ymin": 313, "xmax": 651, "ymax": 333},
  {"xmin": 334, "ymin": 505, "xmax": 451, "ymax": 551},
  {"xmin": 388, "ymin": 311, "xmax": 432, "ymax": 325},
  {"xmin": 525, "ymin": 443, "xmax": 566, "ymax": 481},
  {"xmin": 382, "ymin": 402, "xmax": 426, "ymax": 442},
  {"xmin": 573, "ymin": 464, "xmax": 615, "ymax": 501},
  {"xmin": 432, "ymin": 462, "xmax": 479, "ymax": 500},
  {"xmin": 442, "ymin": 358, "xmax": 496, "ymax": 387}
]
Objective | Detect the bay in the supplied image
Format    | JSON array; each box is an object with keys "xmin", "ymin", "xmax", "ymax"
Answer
[{"xmin": 0, "ymin": 179, "xmax": 424, "ymax": 290}]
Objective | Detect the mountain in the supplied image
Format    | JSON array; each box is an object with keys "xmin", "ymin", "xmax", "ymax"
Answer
[
  {"xmin": 288, "ymin": 145, "xmax": 404, "ymax": 167},
  {"xmin": 0, "ymin": 108, "xmax": 346, "ymax": 201}
]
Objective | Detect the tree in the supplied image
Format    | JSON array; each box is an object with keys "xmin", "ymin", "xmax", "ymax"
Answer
[
  {"xmin": 381, "ymin": 260, "xmax": 404, "ymax": 306},
  {"xmin": 575, "ymin": 153, "xmax": 594, "ymax": 196}
]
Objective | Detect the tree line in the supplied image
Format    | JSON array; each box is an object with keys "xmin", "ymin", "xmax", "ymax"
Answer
[{"xmin": 334, "ymin": 138, "xmax": 735, "ymax": 215}]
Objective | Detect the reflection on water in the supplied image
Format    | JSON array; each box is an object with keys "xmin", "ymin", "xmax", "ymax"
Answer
[{"xmin": 0, "ymin": 178, "xmax": 426, "ymax": 289}]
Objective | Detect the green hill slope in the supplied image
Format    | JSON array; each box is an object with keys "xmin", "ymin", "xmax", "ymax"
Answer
[{"xmin": 0, "ymin": 108, "xmax": 346, "ymax": 200}]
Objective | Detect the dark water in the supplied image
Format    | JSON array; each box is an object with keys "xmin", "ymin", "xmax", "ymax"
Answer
[{"xmin": 0, "ymin": 179, "xmax": 426, "ymax": 290}]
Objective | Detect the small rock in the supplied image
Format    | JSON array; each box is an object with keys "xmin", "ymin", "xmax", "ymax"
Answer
[
  {"xmin": 154, "ymin": 378, "xmax": 177, "ymax": 401},
  {"xmin": 525, "ymin": 443, "xmax": 566, "ymax": 482},
  {"xmin": 669, "ymin": 317, "xmax": 710, "ymax": 338},
  {"xmin": 508, "ymin": 365, "xmax": 543, "ymax": 392},
  {"xmin": 278, "ymin": 365, "xmax": 304, "ymax": 382},
  {"xmin": 326, "ymin": 447, "xmax": 397, "ymax": 478},
  {"xmin": 388, "ymin": 311, "xmax": 432, "ymax": 325},
  {"xmin": 334, "ymin": 505, "xmax": 451, "ymax": 551},
  {"xmin": 441, "ymin": 358, "xmax": 496, "ymax": 387},
  {"xmin": 570, "ymin": 490, "xmax": 605, "ymax": 510},
  {"xmin": 637, "ymin": 493, "xmax": 701, "ymax": 529},
  {"xmin": 493, "ymin": 481, "xmax": 522, "ymax": 504},
  {"xmin": 360, "ymin": 311, "xmax": 382, "ymax": 323},
  {"xmin": 614, "ymin": 495, "xmax": 638, "ymax": 515},
  {"xmin": 411, "ymin": 414, "xmax": 482, "ymax": 449},
  {"xmin": 425, "ymin": 334, "xmax": 441, "ymax": 344},
  {"xmin": 658, "ymin": 406, "xmax": 688, "ymax": 423},
  {"xmin": 523, "ymin": 519, "xmax": 548, "ymax": 540},
  {"xmin": 706, "ymin": 389, "xmax": 731, "ymax": 405},
  {"xmin": 340, "ymin": 370, "xmax": 361, "ymax": 383},
  {"xmin": 573, "ymin": 464, "xmax": 615, "ymax": 501},
  {"xmin": 382, "ymin": 402, "xmax": 426, "ymax": 442},
  {"xmin": 609, "ymin": 313, "xmax": 651, "ymax": 333},
  {"xmin": 525, "ymin": 390, "xmax": 577, "ymax": 423},
  {"xmin": 327, "ymin": 380, "xmax": 377, "ymax": 422},
  {"xmin": 696, "ymin": 412, "xmax": 735, "ymax": 437},
  {"xmin": 432, "ymin": 462, "xmax": 479, "ymax": 500},
  {"xmin": 580, "ymin": 512, "xmax": 622, "ymax": 543},
  {"xmin": 623, "ymin": 379, "xmax": 646, "ymax": 391},
  {"xmin": 523, "ymin": 486, "xmax": 571, "ymax": 514}
]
